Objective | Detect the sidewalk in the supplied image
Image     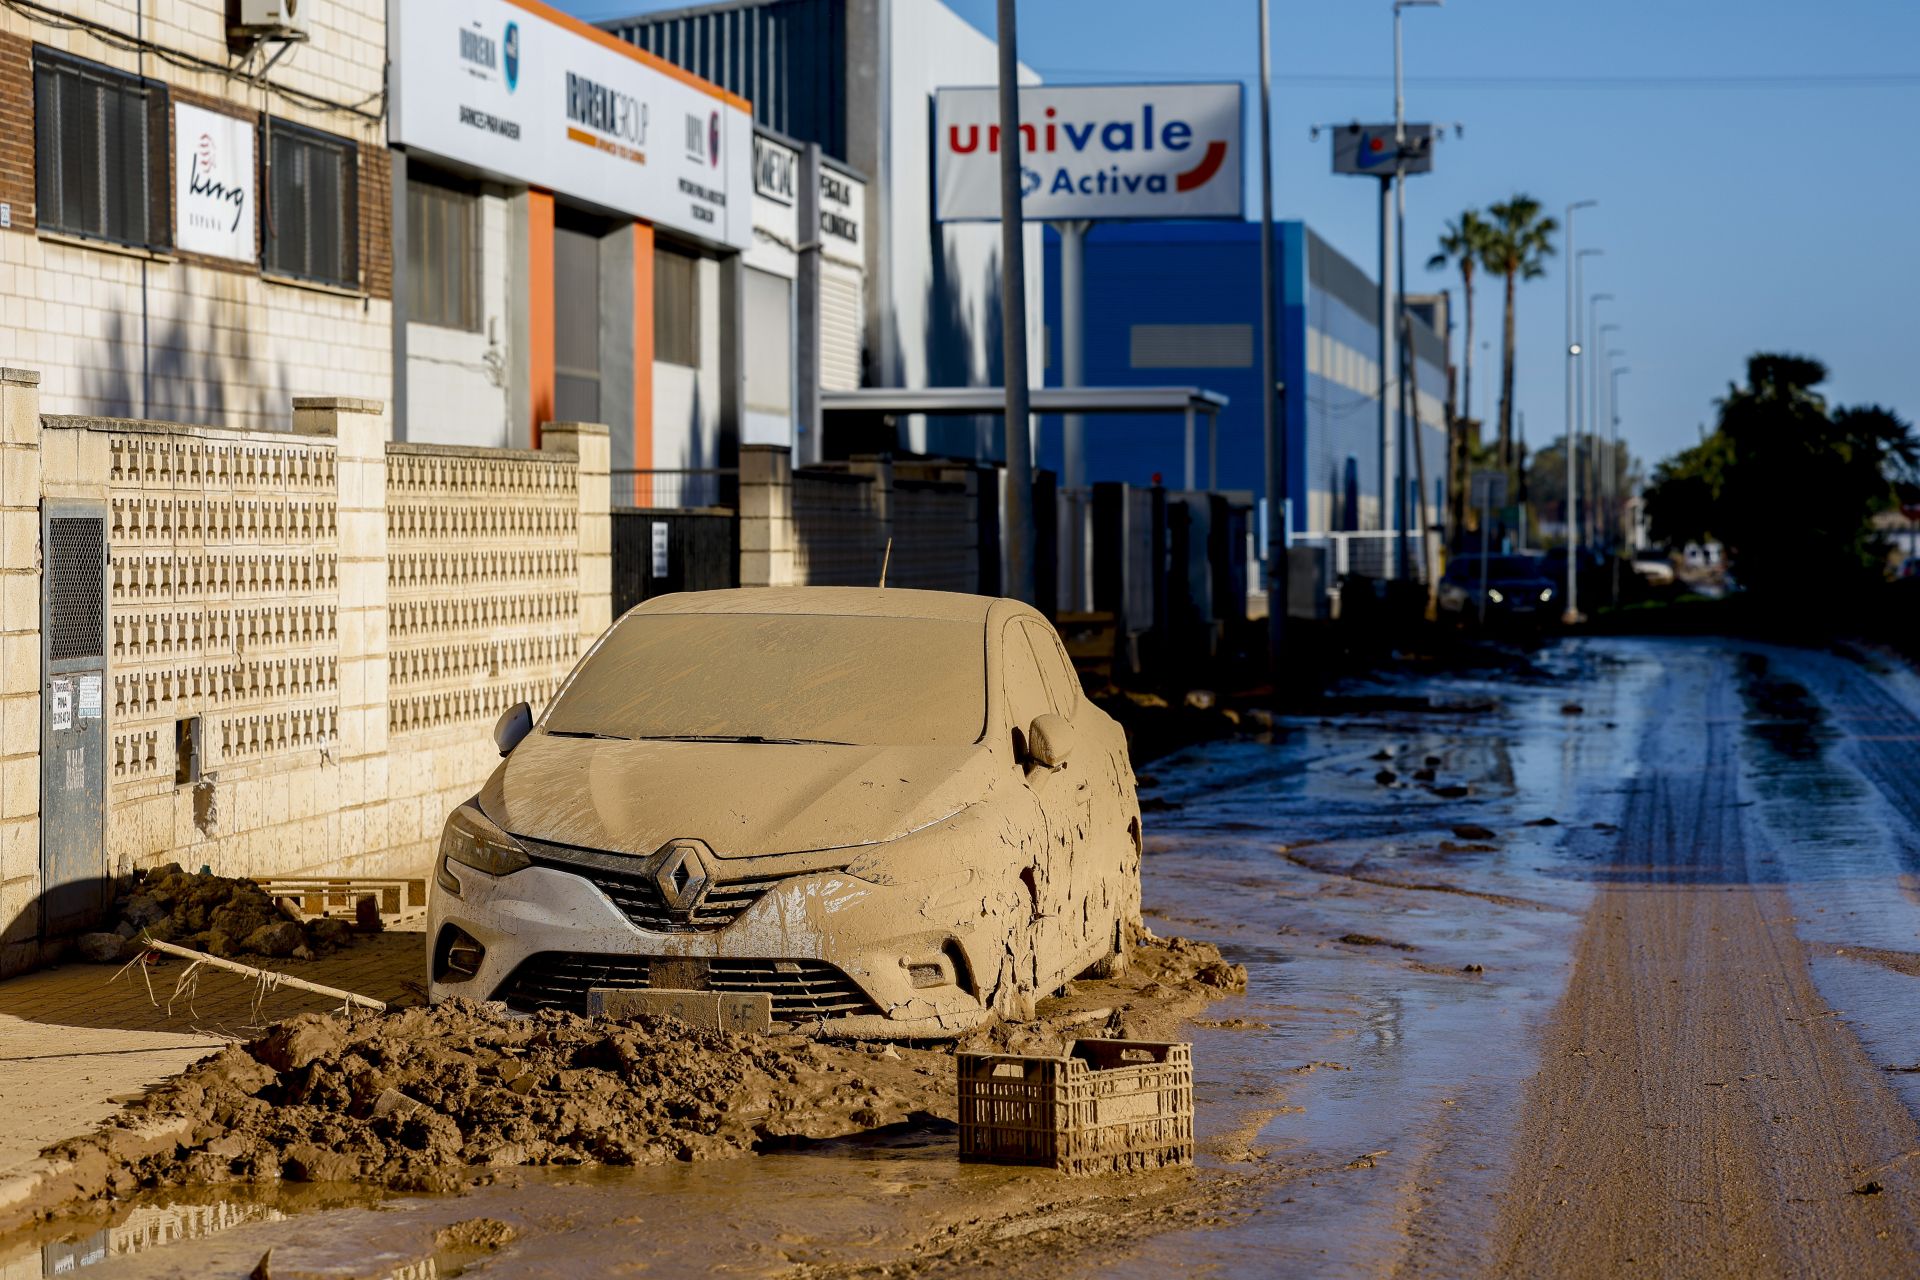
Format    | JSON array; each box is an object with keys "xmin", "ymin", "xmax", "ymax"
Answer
[{"xmin": 0, "ymin": 930, "xmax": 423, "ymax": 1216}]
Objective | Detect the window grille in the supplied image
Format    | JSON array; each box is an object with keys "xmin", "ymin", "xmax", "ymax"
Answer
[
  {"xmin": 265, "ymin": 118, "xmax": 359, "ymax": 288},
  {"xmin": 34, "ymin": 49, "xmax": 169, "ymax": 250}
]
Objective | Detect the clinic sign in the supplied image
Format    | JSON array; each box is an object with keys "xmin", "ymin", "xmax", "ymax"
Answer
[
  {"xmin": 934, "ymin": 83, "xmax": 1242, "ymax": 222},
  {"xmin": 389, "ymin": 0, "xmax": 752, "ymax": 250}
]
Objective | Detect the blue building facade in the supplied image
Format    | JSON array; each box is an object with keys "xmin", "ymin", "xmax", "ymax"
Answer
[{"xmin": 1040, "ymin": 221, "xmax": 1449, "ymax": 539}]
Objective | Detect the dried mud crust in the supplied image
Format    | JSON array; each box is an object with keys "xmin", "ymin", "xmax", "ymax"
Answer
[
  {"xmin": 22, "ymin": 934, "xmax": 1244, "ymax": 1222},
  {"xmin": 71, "ymin": 864, "xmax": 372, "ymax": 965}
]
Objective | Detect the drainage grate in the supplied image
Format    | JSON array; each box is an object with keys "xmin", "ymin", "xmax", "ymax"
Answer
[{"xmin": 47, "ymin": 517, "xmax": 104, "ymax": 661}]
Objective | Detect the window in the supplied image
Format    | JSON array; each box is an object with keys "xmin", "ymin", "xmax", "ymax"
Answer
[
  {"xmin": 744, "ymin": 268, "xmax": 792, "ymax": 415},
  {"xmin": 654, "ymin": 243, "xmax": 700, "ymax": 367},
  {"xmin": 407, "ymin": 168, "xmax": 479, "ymax": 330},
  {"xmin": 1021, "ymin": 620, "xmax": 1080, "ymax": 717},
  {"xmin": 264, "ymin": 118, "xmax": 358, "ymax": 288},
  {"xmin": 34, "ymin": 49, "xmax": 168, "ymax": 249},
  {"xmin": 1003, "ymin": 622, "xmax": 1053, "ymax": 743}
]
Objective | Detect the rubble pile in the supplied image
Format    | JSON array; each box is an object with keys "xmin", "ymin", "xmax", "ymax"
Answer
[
  {"xmin": 33, "ymin": 933, "xmax": 1251, "ymax": 1209},
  {"xmin": 49, "ymin": 1000, "xmax": 953, "ymax": 1198},
  {"xmin": 74, "ymin": 864, "xmax": 362, "ymax": 964}
]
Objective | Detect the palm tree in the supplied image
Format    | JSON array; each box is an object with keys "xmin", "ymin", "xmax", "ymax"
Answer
[
  {"xmin": 1427, "ymin": 209, "xmax": 1490, "ymax": 428},
  {"xmin": 1429, "ymin": 209, "xmax": 1492, "ymax": 539},
  {"xmin": 1480, "ymin": 195, "xmax": 1559, "ymax": 475}
]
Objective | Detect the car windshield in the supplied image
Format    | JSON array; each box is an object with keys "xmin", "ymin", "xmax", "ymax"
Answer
[
  {"xmin": 542, "ymin": 613, "xmax": 987, "ymax": 747},
  {"xmin": 1449, "ymin": 555, "xmax": 1544, "ymax": 581}
]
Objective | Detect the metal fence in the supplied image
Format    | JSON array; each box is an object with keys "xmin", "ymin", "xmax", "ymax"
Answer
[
  {"xmin": 610, "ymin": 468, "xmax": 737, "ymax": 511},
  {"xmin": 1289, "ymin": 530, "xmax": 1433, "ymax": 583}
]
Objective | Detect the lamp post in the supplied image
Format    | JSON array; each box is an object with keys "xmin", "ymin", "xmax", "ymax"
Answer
[
  {"xmin": 994, "ymin": 0, "xmax": 1035, "ymax": 604},
  {"xmin": 1607, "ymin": 353, "xmax": 1628, "ymax": 546},
  {"xmin": 1392, "ymin": 0, "xmax": 1441, "ymax": 582},
  {"xmin": 1585, "ymin": 293, "xmax": 1613, "ymax": 546},
  {"xmin": 1597, "ymin": 322, "xmax": 1621, "ymax": 541},
  {"xmin": 1260, "ymin": 0, "xmax": 1287, "ymax": 668},
  {"xmin": 1562, "ymin": 199, "xmax": 1597, "ymax": 625}
]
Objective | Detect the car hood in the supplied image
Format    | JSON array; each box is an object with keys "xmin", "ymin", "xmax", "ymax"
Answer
[{"xmin": 480, "ymin": 733, "xmax": 1000, "ymax": 859}]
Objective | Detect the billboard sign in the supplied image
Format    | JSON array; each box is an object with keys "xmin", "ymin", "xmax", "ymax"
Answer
[
  {"xmin": 389, "ymin": 0, "xmax": 753, "ymax": 249},
  {"xmin": 174, "ymin": 103, "xmax": 255, "ymax": 261},
  {"xmin": 934, "ymin": 83, "xmax": 1243, "ymax": 222},
  {"xmin": 1331, "ymin": 122, "xmax": 1435, "ymax": 177}
]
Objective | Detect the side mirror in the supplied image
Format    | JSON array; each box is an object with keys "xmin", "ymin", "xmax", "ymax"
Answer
[
  {"xmin": 494, "ymin": 702, "xmax": 533, "ymax": 757},
  {"xmin": 1027, "ymin": 713, "xmax": 1076, "ymax": 770}
]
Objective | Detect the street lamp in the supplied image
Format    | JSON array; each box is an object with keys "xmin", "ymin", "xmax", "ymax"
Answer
[
  {"xmin": 1391, "ymin": 0, "xmax": 1441, "ymax": 583},
  {"xmin": 1597, "ymin": 322, "xmax": 1622, "ymax": 539},
  {"xmin": 1585, "ymin": 292, "xmax": 1613, "ymax": 546},
  {"xmin": 1562, "ymin": 199, "xmax": 1597, "ymax": 624},
  {"xmin": 1259, "ymin": 0, "xmax": 1286, "ymax": 667}
]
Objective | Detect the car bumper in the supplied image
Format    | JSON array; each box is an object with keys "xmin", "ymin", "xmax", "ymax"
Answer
[{"xmin": 427, "ymin": 857, "xmax": 994, "ymax": 1038}]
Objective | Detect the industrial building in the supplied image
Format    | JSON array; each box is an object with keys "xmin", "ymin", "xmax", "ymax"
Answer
[{"xmin": 1040, "ymin": 220, "xmax": 1450, "ymax": 553}]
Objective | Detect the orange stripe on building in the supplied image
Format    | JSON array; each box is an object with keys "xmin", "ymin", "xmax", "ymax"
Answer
[
  {"xmin": 632, "ymin": 220, "xmax": 655, "ymax": 508},
  {"xmin": 502, "ymin": 0, "xmax": 754, "ymax": 114},
  {"xmin": 528, "ymin": 190, "xmax": 556, "ymax": 449}
]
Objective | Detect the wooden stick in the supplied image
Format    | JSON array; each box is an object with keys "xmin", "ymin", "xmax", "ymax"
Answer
[{"xmin": 139, "ymin": 938, "xmax": 387, "ymax": 1012}]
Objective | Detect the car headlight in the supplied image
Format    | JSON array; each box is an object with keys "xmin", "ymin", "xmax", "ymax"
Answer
[
  {"xmin": 1487, "ymin": 588, "xmax": 1504, "ymax": 604},
  {"xmin": 1539, "ymin": 588, "xmax": 1554, "ymax": 602},
  {"xmin": 440, "ymin": 803, "xmax": 531, "ymax": 877}
]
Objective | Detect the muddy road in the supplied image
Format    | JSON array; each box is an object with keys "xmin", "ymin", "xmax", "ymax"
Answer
[{"xmin": 8, "ymin": 635, "xmax": 1920, "ymax": 1277}]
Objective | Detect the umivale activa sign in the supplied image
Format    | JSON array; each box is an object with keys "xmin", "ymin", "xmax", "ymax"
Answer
[{"xmin": 935, "ymin": 83, "xmax": 1242, "ymax": 222}]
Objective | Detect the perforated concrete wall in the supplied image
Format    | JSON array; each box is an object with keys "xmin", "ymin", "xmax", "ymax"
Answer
[{"xmin": 0, "ymin": 369, "xmax": 610, "ymax": 975}]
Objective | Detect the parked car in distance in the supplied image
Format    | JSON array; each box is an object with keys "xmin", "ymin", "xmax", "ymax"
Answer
[
  {"xmin": 1437, "ymin": 553, "xmax": 1561, "ymax": 625},
  {"xmin": 427, "ymin": 587, "xmax": 1143, "ymax": 1037}
]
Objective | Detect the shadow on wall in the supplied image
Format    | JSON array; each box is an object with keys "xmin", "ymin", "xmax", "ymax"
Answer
[
  {"xmin": 79, "ymin": 279, "xmax": 291, "ymax": 428},
  {"xmin": 918, "ymin": 226, "xmax": 1004, "ymax": 462}
]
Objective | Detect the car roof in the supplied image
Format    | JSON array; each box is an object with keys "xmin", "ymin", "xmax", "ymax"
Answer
[{"xmin": 633, "ymin": 587, "xmax": 1012, "ymax": 624}]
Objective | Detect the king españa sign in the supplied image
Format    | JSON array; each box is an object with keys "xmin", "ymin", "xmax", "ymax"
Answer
[{"xmin": 934, "ymin": 83, "xmax": 1242, "ymax": 222}]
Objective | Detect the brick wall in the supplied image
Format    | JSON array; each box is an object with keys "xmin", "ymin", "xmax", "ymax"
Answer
[{"xmin": 0, "ymin": 3, "xmax": 392, "ymax": 433}]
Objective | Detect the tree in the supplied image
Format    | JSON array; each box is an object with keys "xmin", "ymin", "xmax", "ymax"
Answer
[
  {"xmin": 1527, "ymin": 434, "xmax": 1638, "ymax": 542},
  {"xmin": 1429, "ymin": 209, "xmax": 1493, "ymax": 542},
  {"xmin": 1480, "ymin": 196, "xmax": 1558, "ymax": 479},
  {"xmin": 1644, "ymin": 353, "xmax": 1918, "ymax": 596}
]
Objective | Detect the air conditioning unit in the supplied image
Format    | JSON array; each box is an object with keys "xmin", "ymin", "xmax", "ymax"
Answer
[{"xmin": 232, "ymin": 0, "xmax": 311, "ymax": 40}]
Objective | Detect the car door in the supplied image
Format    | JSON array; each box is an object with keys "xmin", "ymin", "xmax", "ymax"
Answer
[
  {"xmin": 1003, "ymin": 619, "xmax": 1083, "ymax": 983},
  {"xmin": 1020, "ymin": 619, "xmax": 1108, "ymax": 956}
]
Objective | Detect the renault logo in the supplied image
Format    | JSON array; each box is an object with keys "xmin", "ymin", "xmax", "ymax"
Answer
[{"xmin": 652, "ymin": 840, "xmax": 711, "ymax": 917}]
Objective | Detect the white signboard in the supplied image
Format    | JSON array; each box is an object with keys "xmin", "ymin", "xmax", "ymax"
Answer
[
  {"xmin": 389, "ymin": 0, "xmax": 753, "ymax": 250},
  {"xmin": 174, "ymin": 102, "xmax": 255, "ymax": 261},
  {"xmin": 935, "ymin": 83, "xmax": 1243, "ymax": 222}
]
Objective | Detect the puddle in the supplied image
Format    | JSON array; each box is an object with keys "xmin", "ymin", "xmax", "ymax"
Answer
[{"xmin": 11, "ymin": 637, "xmax": 1918, "ymax": 1276}]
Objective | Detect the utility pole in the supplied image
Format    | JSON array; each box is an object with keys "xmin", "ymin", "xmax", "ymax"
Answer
[
  {"xmin": 1562, "ymin": 199, "xmax": 1596, "ymax": 625},
  {"xmin": 1585, "ymin": 292, "xmax": 1612, "ymax": 547},
  {"xmin": 1259, "ymin": 0, "xmax": 1288, "ymax": 668},
  {"xmin": 995, "ymin": 0, "xmax": 1035, "ymax": 604},
  {"xmin": 1056, "ymin": 220, "xmax": 1093, "ymax": 491},
  {"xmin": 1392, "ymin": 0, "xmax": 1440, "ymax": 583}
]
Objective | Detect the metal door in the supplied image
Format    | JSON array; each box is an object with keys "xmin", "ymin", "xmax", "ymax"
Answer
[{"xmin": 40, "ymin": 501, "xmax": 108, "ymax": 936}]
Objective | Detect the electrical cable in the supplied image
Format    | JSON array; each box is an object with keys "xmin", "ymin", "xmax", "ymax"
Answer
[{"xmin": 0, "ymin": 0, "xmax": 384, "ymax": 121}]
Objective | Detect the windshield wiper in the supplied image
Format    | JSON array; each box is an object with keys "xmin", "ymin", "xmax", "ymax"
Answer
[
  {"xmin": 637, "ymin": 734, "xmax": 855, "ymax": 746},
  {"xmin": 546, "ymin": 730, "xmax": 631, "ymax": 741}
]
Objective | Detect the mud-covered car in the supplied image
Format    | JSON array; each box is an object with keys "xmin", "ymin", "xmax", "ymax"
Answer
[{"xmin": 427, "ymin": 587, "xmax": 1143, "ymax": 1037}]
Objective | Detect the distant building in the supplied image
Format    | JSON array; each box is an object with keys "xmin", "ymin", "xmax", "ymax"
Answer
[
  {"xmin": 604, "ymin": 0, "xmax": 1045, "ymax": 461},
  {"xmin": 1041, "ymin": 220, "xmax": 1449, "ymax": 538}
]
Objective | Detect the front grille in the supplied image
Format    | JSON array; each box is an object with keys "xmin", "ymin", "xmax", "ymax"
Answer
[
  {"xmin": 527, "ymin": 850, "xmax": 797, "ymax": 933},
  {"xmin": 493, "ymin": 953, "xmax": 882, "ymax": 1021}
]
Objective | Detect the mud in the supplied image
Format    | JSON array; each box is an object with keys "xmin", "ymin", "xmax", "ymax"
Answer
[
  {"xmin": 74, "ymin": 865, "xmax": 366, "ymax": 965},
  {"xmin": 18, "ymin": 933, "xmax": 1239, "ymax": 1228}
]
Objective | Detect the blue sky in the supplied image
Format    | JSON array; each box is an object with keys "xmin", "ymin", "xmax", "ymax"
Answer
[{"xmin": 561, "ymin": 0, "xmax": 1920, "ymax": 471}]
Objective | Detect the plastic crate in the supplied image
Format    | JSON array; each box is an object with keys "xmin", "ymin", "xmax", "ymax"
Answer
[{"xmin": 957, "ymin": 1039, "xmax": 1194, "ymax": 1175}]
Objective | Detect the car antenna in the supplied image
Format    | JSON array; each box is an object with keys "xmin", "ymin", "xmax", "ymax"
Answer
[{"xmin": 879, "ymin": 537, "xmax": 893, "ymax": 588}]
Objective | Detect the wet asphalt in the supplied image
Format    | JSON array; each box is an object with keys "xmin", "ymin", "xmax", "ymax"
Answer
[{"xmin": 8, "ymin": 634, "xmax": 1920, "ymax": 1277}]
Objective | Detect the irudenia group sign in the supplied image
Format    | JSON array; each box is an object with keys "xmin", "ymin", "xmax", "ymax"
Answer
[
  {"xmin": 389, "ymin": 0, "xmax": 753, "ymax": 250},
  {"xmin": 934, "ymin": 83, "xmax": 1242, "ymax": 222}
]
